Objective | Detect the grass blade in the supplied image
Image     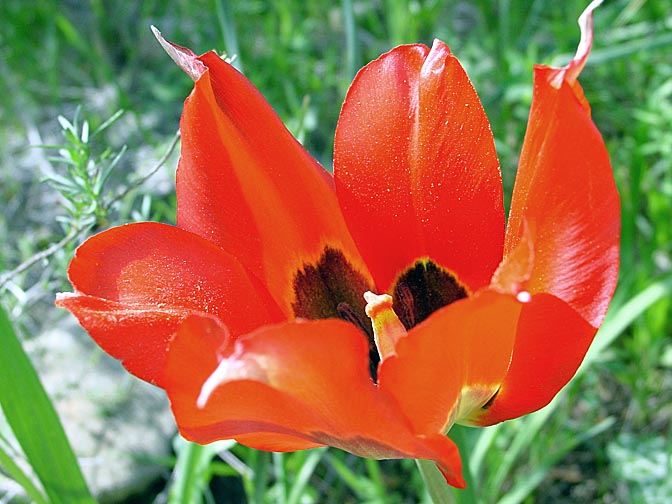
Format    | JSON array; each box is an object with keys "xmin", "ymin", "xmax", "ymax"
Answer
[
  {"xmin": 0, "ymin": 440, "xmax": 49, "ymax": 504},
  {"xmin": 214, "ymin": 0, "xmax": 243, "ymax": 72},
  {"xmin": 580, "ymin": 274, "xmax": 672, "ymax": 372},
  {"xmin": 0, "ymin": 305, "xmax": 95, "ymax": 504},
  {"xmin": 169, "ymin": 436, "xmax": 236, "ymax": 504},
  {"xmin": 169, "ymin": 438, "xmax": 209, "ymax": 504},
  {"xmin": 286, "ymin": 448, "xmax": 327, "ymax": 504},
  {"xmin": 497, "ymin": 417, "xmax": 615, "ymax": 504},
  {"xmin": 469, "ymin": 422, "xmax": 500, "ymax": 482},
  {"xmin": 341, "ymin": 0, "xmax": 359, "ymax": 83},
  {"xmin": 487, "ymin": 405, "xmax": 556, "ymax": 498},
  {"xmin": 486, "ymin": 276, "xmax": 672, "ymax": 501},
  {"xmin": 325, "ymin": 452, "xmax": 375, "ymax": 498}
]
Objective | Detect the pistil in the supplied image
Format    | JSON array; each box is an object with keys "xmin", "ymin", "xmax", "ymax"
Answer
[{"xmin": 363, "ymin": 291, "xmax": 408, "ymax": 360}]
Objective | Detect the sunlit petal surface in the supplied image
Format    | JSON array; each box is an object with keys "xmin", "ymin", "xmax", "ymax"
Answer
[
  {"xmin": 334, "ymin": 40, "xmax": 504, "ymax": 292},
  {"xmin": 56, "ymin": 222, "xmax": 282, "ymax": 385}
]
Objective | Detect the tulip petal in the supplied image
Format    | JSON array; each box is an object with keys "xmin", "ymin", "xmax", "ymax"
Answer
[
  {"xmin": 378, "ymin": 291, "xmax": 521, "ymax": 435},
  {"xmin": 230, "ymin": 433, "xmax": 323, "ymax": 452},
  {"xmin": 165, "ymin": 316, "xmax": 465, "ymax": 487},
  {"xmin": 466, "ymin": 293, "xmax": 595, "ymax": 425},
  {"xmin": 504, "ymin": 1, "xmax": 619, "ymax": 327},
  {"xmin": 56, "ymin": 222, "xmax": 282, "ymax": 386},
  {"xmin": 334, "ymin": 40, "xmax": 504, "ymax": 292},
  {"xmin": 167, "ymin": 36, "xmax": 369, "ymax": 315}
]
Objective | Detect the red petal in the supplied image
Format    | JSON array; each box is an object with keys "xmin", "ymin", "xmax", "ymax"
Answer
[
  {"xmin": 468, "ymin": 293, "xmax": 595, "ymax": 425},
  {"xmin": 165, "ymin": 316, "xmax": 465, "ymax": 487},
  {"xmin": 172, "ymin": 42, "xmax": 368, "ymax": 314},
  {"xmin": 334, "ymin": 40, "xmax": 504, "ymax": 292},
  {"xmin": 56, "ymin": 222, "xmax": 282, "ymax": 385},
  {"xmin": 55, "ymin": 295, "xmax": 186, "ymax": 386},
  {"xmin": 504, "ymin": 2, "xmax": 619, "ymax": 327},
  {"xmin": 378, "ymin": 291, "xmax": 520, "ymax": 435},
  {"xmin": 232, "ymin": 433, "xmax": 322, "ymax": 452}
]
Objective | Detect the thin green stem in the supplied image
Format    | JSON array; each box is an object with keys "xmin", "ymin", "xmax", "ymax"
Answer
[
  {"xmin": 0, "ymin": 224, "xmax": 85, "ymax": 290},
  {"xmin": 416, "ymin": 459, "xmax": 456, "ymax": 504},
  {"xmin": 449, "ymin": 426, "xmax": 478, "ymax": 504},
  {"xmin": 341, "ymin": 0, "xmax": 358, "ymax": 83},
  {"xmin": 252, "ymin": 451, "xmax": 270, "ymax": 504},
  {"xmin": 169, "ymin": 440, "xmax": 206, "ymax": 504},
  {"xmin": 107, "ymin": 129, "xmax": 180, "ymax": 209},
  {"xmin": 364, "ymin": 458, "xmax": 385, "ymax": 499},
  {"xmin": 272, "ymin": 452, "xmax": 287, "ymax": 504},
  {"xmin": 214, "ymin": 0, "xmax": 243, "ymax": 72}
]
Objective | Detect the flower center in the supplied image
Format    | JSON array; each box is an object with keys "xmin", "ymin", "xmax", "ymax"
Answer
[
  {"xmin": 292, "ymin": 251, "xmax": 468, "ymax": 378},
  {"xmin": 292, "ymin": 246, "xmax": 379, "ymax": 376},
  {"xmin": 391, "ymin": 259, "xmax": 469, "ymax": 330}
]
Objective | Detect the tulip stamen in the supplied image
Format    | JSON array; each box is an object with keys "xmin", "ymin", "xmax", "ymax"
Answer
[{"xmin": 364, "ymin": 291, "xmax": 408, "ymax": 360}]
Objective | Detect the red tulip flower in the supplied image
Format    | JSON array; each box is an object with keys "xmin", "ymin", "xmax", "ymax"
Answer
[{"xmin": 57, "ymin": 2, "xmax": 618, "ymax": 488}]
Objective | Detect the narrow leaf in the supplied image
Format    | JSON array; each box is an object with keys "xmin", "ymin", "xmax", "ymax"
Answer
[
  {"xmin": 580, "ymin": 274, "xmax": 672, "ymax": 371},
  {"xmin": 497, "ymin": 417, "xmax": 615, "ymax": 504},
  {"xmin": 286, "ymin": 448, "xmax": 327, "ymax": 504},
  {"xmin": 0, "ymin": 305, "xmax": 95, "ymax": 504},
  {"xmin": 0, "ymin": 440, "xmax": 49, "ymax": 504}
]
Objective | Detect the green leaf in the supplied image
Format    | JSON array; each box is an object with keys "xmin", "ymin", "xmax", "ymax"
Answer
[
  {"xmin": 0, "ymin": 305, "xmax": 95, "ymax": 504},
  {"xmin": 0, "ymin": 439, "xmax": 49, "ymax": 504}
]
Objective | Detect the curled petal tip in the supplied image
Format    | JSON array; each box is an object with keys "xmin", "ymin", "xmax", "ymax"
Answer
[
  {"xmin": 151, "ymin": 25, "xmax": 207, "ymax": 82},
  {"xmin": 576, "ymin": 0, "xmax": 603, "ymax": 59},
  {"xmin": 55, "ymin": 291, "xmax": 75, "ymax": 302},
  {"xmin": 549, "ymin": 0, "xmax": 603, "ymax": 88}
]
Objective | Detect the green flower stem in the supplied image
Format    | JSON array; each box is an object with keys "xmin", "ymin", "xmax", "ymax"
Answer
[
  {"xmin": 416, "ymin": 426, "xmax": 479, "ymax": 504},
  {"xmin": 416, "ymin": 459, "xmax": 456, "ymax": 504},
  {"xmin": 450, "ymin": 425, "xmax": 478, "ymax": 504}
]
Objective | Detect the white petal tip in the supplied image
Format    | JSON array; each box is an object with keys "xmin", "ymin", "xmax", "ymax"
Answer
[
  {"xmin": 548, "ymin": 0, "xmax": 603, "ymax": 88},
  {"xmin": 151, "ymin": 25, "xmax": 206, "ymax": 82}
]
